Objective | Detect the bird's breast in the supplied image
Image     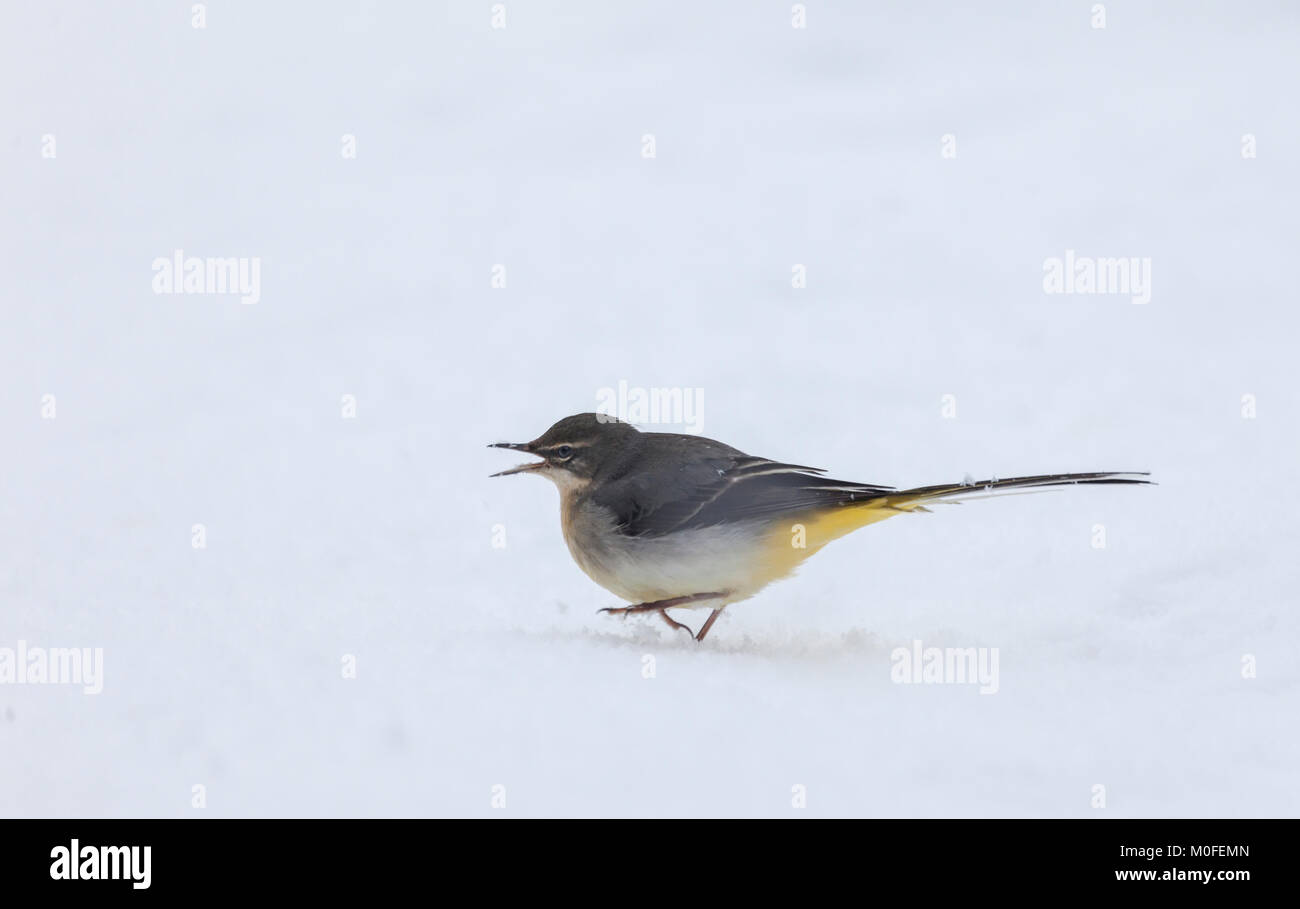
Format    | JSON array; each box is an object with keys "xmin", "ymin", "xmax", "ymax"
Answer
[{"xmin": 559, "ymin": 497, "xmax": 794, "ymax": 606}]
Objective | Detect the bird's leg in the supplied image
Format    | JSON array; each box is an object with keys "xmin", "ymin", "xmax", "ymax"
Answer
[
  {"xmin": 599, "ymin": 591, "xmax": 726, "ymax": 616},
  {"xmin": 657, "ymin": 609, "xmax": 695, "ymax": 637},
  {"xmin": 600, "ymin": 592, "xmax": 725, "ymax": 637},
  {"xmin": 600, "ymin": 592, "xmax": 727, "ymax": 641},
  {"xmin": 695, "ymin": 608, "xmax": 724, "ymax": 642}
]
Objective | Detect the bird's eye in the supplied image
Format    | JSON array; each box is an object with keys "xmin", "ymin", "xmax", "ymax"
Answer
[{"xmin": 555, "ymin": 445, "xmax": 573, "ymax": 458}]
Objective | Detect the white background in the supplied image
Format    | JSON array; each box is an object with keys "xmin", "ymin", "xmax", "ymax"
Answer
[{"xmin": 1, "ymin": 1, "xmax": 1297, "ymax": 817}]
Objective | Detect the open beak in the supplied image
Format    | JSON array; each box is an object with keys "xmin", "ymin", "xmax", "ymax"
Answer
[{"xmin": 489, "ymin": 441, "xmax": 546, "ymax": 477}]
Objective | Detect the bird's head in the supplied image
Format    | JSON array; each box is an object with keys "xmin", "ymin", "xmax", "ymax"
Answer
[{"xmin": 489, "ymin": 413, "xmax": 639, "ymax": 489}]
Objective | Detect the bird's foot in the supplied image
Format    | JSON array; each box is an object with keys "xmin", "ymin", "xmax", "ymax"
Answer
[
  {"xmin": 599, "ymin": 592, "xmax": 727, "ymax": 639},
  {"xmin": 656, "ymin": 609, "xmax": 695, "ymax": 637},
  {"xmin": 598, "ymin": 603, "xmax": 694, "ymax": 637}
]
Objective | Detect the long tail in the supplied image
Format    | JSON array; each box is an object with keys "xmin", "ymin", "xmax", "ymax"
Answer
[
  {"xmin": 869, "ymin": 471, "xmax": 1153, "ymax": 514},
  {"xmin": 759, "ymin": 471, "xmax": 1152, "ymax": 589}
]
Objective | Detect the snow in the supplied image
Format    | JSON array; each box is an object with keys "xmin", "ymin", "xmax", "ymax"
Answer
[{"xmin": 1, "ymin": 1, "xmax": 1297, "ymax": 817}]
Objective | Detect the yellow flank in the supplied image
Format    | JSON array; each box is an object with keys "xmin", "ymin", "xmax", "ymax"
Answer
[{"xmin": 756, "ymin": 495, "xmax": 926, "ymax": 587}]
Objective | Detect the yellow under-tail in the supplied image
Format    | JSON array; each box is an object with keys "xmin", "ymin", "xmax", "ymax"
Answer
[{"xmin": 759, "ymin": 472, "xmax": 1150, "ymax": 584}]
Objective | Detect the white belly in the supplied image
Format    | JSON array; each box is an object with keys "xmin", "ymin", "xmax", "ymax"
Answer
[{"xmin": 562, "ymin": 500, "xmax": 771, "ymax": 608}]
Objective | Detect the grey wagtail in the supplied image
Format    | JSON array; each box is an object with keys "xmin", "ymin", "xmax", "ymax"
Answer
[{"xmin": 491, "ymin": 413, "xmax": 1151, "ymax": 642}]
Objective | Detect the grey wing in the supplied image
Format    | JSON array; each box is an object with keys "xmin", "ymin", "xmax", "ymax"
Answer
[{"xmin": 594, "ymin": 453, "xmax": 896, "ymax": 538}]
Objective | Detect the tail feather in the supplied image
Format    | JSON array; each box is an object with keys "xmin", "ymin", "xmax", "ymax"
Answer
[
  {"xmin": 757, "ymin": 471, "xmax": 1152, "ymax": 586},
  {"xmin": 874, "ymin": 471, "xmax": 1153, "ymax": 511}
]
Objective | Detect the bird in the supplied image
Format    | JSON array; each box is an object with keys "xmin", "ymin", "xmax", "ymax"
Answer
[{"xmin": 490, "ymin": 413, "xmax": 1151, "ymax": 642}]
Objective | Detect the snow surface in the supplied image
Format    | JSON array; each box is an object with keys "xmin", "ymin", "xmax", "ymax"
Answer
[{"xmin": 1, "ymin": 2, "xmax": 1297, "ymax": 817}]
